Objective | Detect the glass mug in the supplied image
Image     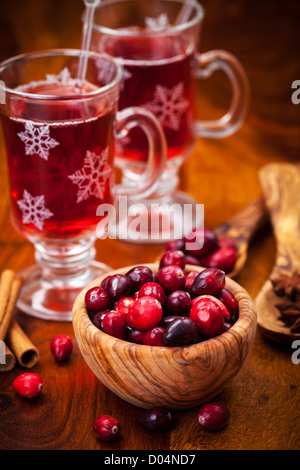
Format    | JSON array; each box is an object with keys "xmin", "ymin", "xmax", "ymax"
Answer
[
  {"xmin": 91, "ymin": 0, "xmax": 250, "ymax": 241},
  {"xmin": 0, "ymin": 49, "xmax": 166, "ymax": 321}
]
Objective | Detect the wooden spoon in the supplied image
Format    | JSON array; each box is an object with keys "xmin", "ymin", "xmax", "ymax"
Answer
[{"xmin": 255, "ymin": 163, "xmax": 300, "ymax": 344}]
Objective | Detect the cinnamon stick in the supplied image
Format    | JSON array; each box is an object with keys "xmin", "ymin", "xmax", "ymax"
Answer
[
  {"xmin": 0, "ymin": 269, "xmax": 20, "ymax": 341},
  {"xmin": 0, "ymin": 343, "xmax": 16, "ymax": 372},
  {"xmin": 6, "ymin": 319, "xmax": 39, "ymax": 368}
]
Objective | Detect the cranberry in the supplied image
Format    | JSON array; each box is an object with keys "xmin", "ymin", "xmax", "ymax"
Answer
[
  {"xmin": 12, "ymin": 373, "xmax": 43, "ymax": 398},
  {"xmin": 143, "ymin": 326, "xmax": 165, "ymax": 346},
  {"xmin": 100, "ymin": 275, "xmax": 112, "ymax": 291},
  {"xmin": 138, "ymin": 281, "xmax": 166, "ymax": 305},
  {"xmin": 139, "ymin": 406, "xmax": 173, "ymax": 432},
  {"xmin": 155, "ymin": 265, "xmax": 186, "ymax": 293},
  {"xmin": 126, "ymin": 297, "xmax": 162, "ymax": 330},
  {"xmin": 167, "ymin": 238, "xmax": 185, "ymax": 252},
  {"xmin": 126, "ymin": 326, "xmax": 147, "ymax": 344},
  {"xmin": 185, "ymin": 254, "xmax": 207, "ymax": 267},
  {"xmin": 92, "ymin": 309, "xmax": 111, "ymax": 330},
  {"xmin": 218, "ymin": 237, "xmax": 236, "ymax": 251},
  {"xmin": 126, "ymin": 266, "xmax": 154, "ymax": 291},
  {"xmin": 93, "ymin": 415, "xmax": 120, "ymax": 441},
  {"xmin": 197, "ymin": 403, "xmax": 231, "ymax": 431},
  {"xmin": 185, "ymin": 227, "xmax": 218, "ymax": 258},
  {"xmin": 159, "ymin": 315, "xmax": 182, "ymax": 328},
  {"xmin": 193, "ymin": 294, "xmax": 230, "ymax": 321},
  {"xmin": 217, "ymin": 288, "xmax": 238, "ymax": 318},
  {"xmin": 190, "ymin": 268, "xmax": 225, "ymax": 298},
  {"xmin": 165, "ymin": 290, "xmax": 192, "ymax": 316},
  {"xmin": 190, "ymin": 296, "xmax": 224, "ymax": 338},
  {"xmin": 224, "ymin": 322, "xmax": 232, "ymax": 331},
  {"xmin": 116, "ymin": 297, "xmax": 135, "ymax": 316},
  {"xmin": 106, "ymin": 274, "xmax": 132, "ymax": 301},
  {"xmin": 159, "ymin": 250, "xmax": 185, "ymax": 270},
  {"xmin": 102, "ymin": 310, "xmax": 126, "ymax": 339},
  {"xmin": 85, "ymin": 286, "xmax": 111, "ymax": 312},
  {"xmin": 204, "ymin": 247, "xmax": 237, "ymax": 274},
  {"xmin": 185, "ymin": 271, "xmax": 199, "ymax": 292},
  {"xmin": 50, "ymin": 334, "xmax": 73, "ymax": 362},
  {"xmin": 163, "ymin": 316, "xmax": 198, "ymax": 346}
]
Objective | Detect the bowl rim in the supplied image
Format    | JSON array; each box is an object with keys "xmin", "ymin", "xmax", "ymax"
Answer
[{"xmin": 72, "ymin": 263, "xmax": 257, "ymax": 358}]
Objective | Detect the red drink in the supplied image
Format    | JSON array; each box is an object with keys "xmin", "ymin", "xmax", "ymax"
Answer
[
  {"xmin": 1, "ymin": 80, "xmax": 115, "ymax": 240},
  {"xmin": 98, "ymin": 33, "xmax": 196, "ymax": 162}
]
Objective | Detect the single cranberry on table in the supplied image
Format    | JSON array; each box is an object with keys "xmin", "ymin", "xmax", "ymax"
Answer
[
  {"xmin": 155, "ymin": 265, "xmax": 186, "ymax": 293},
  {"xmin": 190, "ymin": 296, "xmax": 224, "ymax": 338},
  {"xmin": 197, "ymin": 403, "xmax": 231, "ymax": 431},
  {"xmin": 190, "ymin": 267, "xmax": 226, "ymax": 298},
  {"xmin": 50, "ymin": 334, "xmax": 73, "ymax": 362},
  {"xmin": 126, "ymin": 265, "xmax": 154, "ymax": 291},
  {"xmin": 106, "ymin": 274, "xmax": 132, "ymax": 301},
  {"xmin": 139, "ymin": 406, "xmax": 173, "ymax": 432},
  {"xmin": 204, "ymin": 247, "xmax": 237, "ymax": 274},
  {"xmin": 159, "ymin": 250, "xmax": 186, "ymax": 270},
  {"xmin": 165, "ymin": 290, "xmax": 192, "ymax": 316},
  {"xmin": 116, "ymin": 297, "xmax": 135, "ymax": 316},
  {"xmin": 184, "ymin": 227, "xmax": 218, "ymax": 258},
  {"xmin": 126, "ymin": 296, "xmax": 163, "ymax": 330},
  {"xmin": 102, "ymin": 311, "xmax": 126, "ymax": 339},
  {"xmin": 12, "ymin": 373, "xmax": 43, "ymax": 398},
  {"xmin": 93, "ymin": 415, "xmax": 121, "ymax": 441},
  {"xmin": 143, "ymin": 326, "xmax": 165, "ymax": 346},
  {"xmin": 138, "ymin": 281, "xmax": 166, "ymax": 305},
  {"xmin": 163, "ymin": 316, "xmax": 198, "ymax": 346},
  {"xmin": 85, "ymin": 286, "xmax": 111, "ymax": 312}
]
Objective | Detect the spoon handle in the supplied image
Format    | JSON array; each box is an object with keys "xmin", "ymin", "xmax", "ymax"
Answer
[
  {"xmin": 259, "ymin": 163, "xmax": 300, "ymax": 274},
  {"xmin": 214, "ymin": 197, "xmax": 267, "ymax": 249}
]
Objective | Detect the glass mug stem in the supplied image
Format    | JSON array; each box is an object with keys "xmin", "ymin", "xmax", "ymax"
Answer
[{"xmin": 194, "ymin": 49, "xmax": 250, "ymax": 138}]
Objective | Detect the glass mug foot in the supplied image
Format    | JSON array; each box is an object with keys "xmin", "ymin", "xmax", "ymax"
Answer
[{"xmin": 17, "ymin": 261, "xmax": 111, "ymax": 322}]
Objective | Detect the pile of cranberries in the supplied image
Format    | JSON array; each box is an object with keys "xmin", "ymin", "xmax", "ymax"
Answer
[
  {"xmin": 85, "ymin": 257, "xmax": 238, "ymax": 346},
  {"xmin": 164, "ymin": 226, "xmax": 237, "ymax": 274}
]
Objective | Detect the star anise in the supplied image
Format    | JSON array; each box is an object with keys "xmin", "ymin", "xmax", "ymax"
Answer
[
  {"xmin": 275, "ymin": 301, "xmax": 300, "ymax": 333},
  {"xmin": 290, "ymin": 317, "xmax": 300, "ymax": 333},
  {"xmin": 270, "ymin": 270, "xmax": 300, "ymax": 302}
]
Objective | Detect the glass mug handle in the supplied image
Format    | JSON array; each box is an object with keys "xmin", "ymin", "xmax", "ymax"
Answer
[
  {"xmin": 194, "ymin": 50, "xmax": 250, "ymax": 138},
  {"xmin": 114, "ymin": 107, "xmax": 167, "ymax": 201}
]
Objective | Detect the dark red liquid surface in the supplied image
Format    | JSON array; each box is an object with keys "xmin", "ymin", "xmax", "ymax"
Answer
[{"xmin": 1, "ymin": 82, "xmax": 115, "ymax": 239}]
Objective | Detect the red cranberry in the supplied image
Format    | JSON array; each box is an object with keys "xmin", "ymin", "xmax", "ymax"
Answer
[
  {"xmin": 12, "ymin": 373, "xmax": 43, "ymax": 398},
  {"xmin": 218, "ymin": 237, "xmax": 236, "ymax": 251},
  {"xmin": 190, "ymin": 296, "xmax": 224, "ymax": 338},
  {"xmin": 185, "ymin": 254, "xmax": 206, "ymax": 267},
  {"xmin": 155, "ymin": 265, "xmax": 186, "ymax": 293},
  {"xmin": 224, "ymin": 322, "xmax": 232, "ymax": 331},
  {"xmin": 190, "ymin": 268, "xmax": 225, "ymax": 298},
  {"xmin": 163, "ymin": 316, "xmax": 198, "ymax": 346},
  {"xmin": 126, "ymin": 297, "xmax": 163, "ymax": 330},
  {"xmin": 217, "ymin": 288, "xmax": 238, "ymax": 318},
  {"xmin": 126, "ymin": 326, "xmax": 147, "ymax": 344},
  {"xmin": 185, "ymin": 271, "xmax": 199, "ymax": 292},
  {"xmin": 100, "ymin": 275, "xmax": 112, "ymax": 291},
  {"xmin": 106, "ymin": 274, "xmax": 132, "ymax": 301},
  {"xmin": 143, "ymin": 326, "xmax": 165, "ymax": 346},
  {"xmin": 50, "ymin": 334, "xmax": 73, "ymax": 362},
  {"xmin": 116, "ymin": 297, "xmax": 135, "ymax": 316},
  {"xmin": 204, "ymin": 247, "xmax": 237, "ymax": 274},
  {"xmin": 93, "ymin": 415, "xmax": 120, "ymax": 441},
  {"xmin": 165, "ymin": 290, "xmax": 192, "ymax": 316},
  {"xmin": 185, "ymin": 227, "xmax": 218, "ymax": 258},
  {"xmin": 193, "ymin": 294, "xmax": 230, "ymax": 321},
  {"xmin": 126, "ymin": 266, "xmax": 154, "ymax": 291},
  {"xmin": 92, "ymin": 309, "xmax": 111, "ymax": 330},
  {"xmin": 159, "ymin": 250, "xmax": 185, "ymax": 270},
  {"xmin": 139, "ymin": 406, "xmax": 173, "ymax": 432},
  {"xmin": 159, "ymin": 315, "xmax": 183, "ymax": 328},
  {"xmin": 85, "ymin": 286, "xmax": 111, "ymax": 312},
  {"xmin": 102, "ymin": 310, "xmax": 126, "ymax": 339},
  {"xmin": 138, "ymin": 281, "xmax": 166, "ymax": 305},
  {"xmin": 166, "ymin": 238, "xmax": 185, "ymax": 252},
  {"xmin": 197, "ymin": 403, "xmax": 231, "ymax": 431}
]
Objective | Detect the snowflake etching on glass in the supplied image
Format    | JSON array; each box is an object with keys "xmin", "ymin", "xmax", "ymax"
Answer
[
  {"xmin": 68, "ymin": 148, "xmax": 112, "ymax": 203},
  {"xmin": 17, "ymin": 123, "xmax": 60, "ymax": 161},
  {"xmin": 144, "ymin": 82, "xmax": 189, "ymax": 131},
  {"xmin": 17, "ymin": 189, "xmax": 54, "ymax": 231},
  {"xmin": 46, "ymin": 67, "xmax": 71, "ymax": 84},
  {"xmin": 145, "ymin": 13, "xmax": 170, "ymax": 31}
]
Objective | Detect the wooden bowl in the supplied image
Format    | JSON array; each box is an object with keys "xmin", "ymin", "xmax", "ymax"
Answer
[{"xmin": 72, "ymin": 264, "xmax": 257, "ymax": 410}]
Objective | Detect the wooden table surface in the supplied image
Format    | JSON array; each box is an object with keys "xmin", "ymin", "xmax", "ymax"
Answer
[{"xmin": 0, "ymin": 0, "xmax": 300, "ymax": 451}]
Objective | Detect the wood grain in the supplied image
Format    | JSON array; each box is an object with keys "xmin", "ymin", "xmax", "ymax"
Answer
[{"xmin": 0, "ymin": 0, "xmax": 299, "ymax": 451}]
